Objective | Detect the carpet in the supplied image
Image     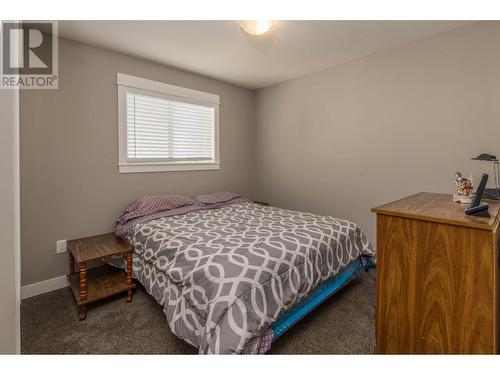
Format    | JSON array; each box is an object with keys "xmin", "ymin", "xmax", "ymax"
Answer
[{"xmin": 21, "ymin": 269, "xmax": 376, "ymax": 354}]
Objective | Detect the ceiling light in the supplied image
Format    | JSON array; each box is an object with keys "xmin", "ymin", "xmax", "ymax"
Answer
[{"xmin": 240, "ymin": 20, "xmax": 273, "ymax": 36}]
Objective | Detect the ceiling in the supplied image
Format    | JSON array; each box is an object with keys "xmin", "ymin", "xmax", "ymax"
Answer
[{"xmin": 58, "ymin": 21, "xmax": 472, "ymax": 90}]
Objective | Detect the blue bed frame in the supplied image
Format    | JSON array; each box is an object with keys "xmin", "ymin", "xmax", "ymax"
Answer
[{"xmin": 271, "ymin": 257, "xmax": 374, "ymax": 340}]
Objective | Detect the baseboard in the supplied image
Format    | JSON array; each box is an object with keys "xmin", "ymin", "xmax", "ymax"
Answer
[{"xmin": 21, "ymin": 274, "xmax": 68, "ymax": 300}]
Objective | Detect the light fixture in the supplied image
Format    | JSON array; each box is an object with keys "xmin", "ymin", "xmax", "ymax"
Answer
[{"xmin": 240, "ymin": 20, "xmax": 273, "ymax": 36}]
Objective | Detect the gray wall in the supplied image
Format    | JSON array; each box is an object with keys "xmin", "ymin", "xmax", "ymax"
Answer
[
  {"xmin": 254, "ymin": 22, "xmax": 500, "ymax": 242},
  {"xmin": 0, "ymin": 87, "xmax": 19, "ymax": 353},
  {"xmin": 20, "ymin": 37, "xmax": 256, "ymax": 286},
  {"xmin": 21, "ymin": 22, "xmax": 500, "ymax": 286}
]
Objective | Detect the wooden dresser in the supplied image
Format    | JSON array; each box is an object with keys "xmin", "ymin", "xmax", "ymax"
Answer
[{"xmin": 372, "ymin": 192, "xmax": 500, "ymax": 354}]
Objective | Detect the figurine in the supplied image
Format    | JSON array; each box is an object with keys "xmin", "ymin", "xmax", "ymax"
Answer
[{"xmin": 454, "ymin": 171, "xmax": 474, "ymax": 204}]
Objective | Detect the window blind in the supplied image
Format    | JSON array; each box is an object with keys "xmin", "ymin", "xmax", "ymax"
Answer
[{"xmin": 126, "ymin": 93, "xmax": 215, "ymax": 162}]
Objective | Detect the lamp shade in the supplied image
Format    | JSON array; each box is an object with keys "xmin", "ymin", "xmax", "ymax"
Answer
[{"xmin": 471, "ymin": 153, "xmax": 498, "ymax": 161}]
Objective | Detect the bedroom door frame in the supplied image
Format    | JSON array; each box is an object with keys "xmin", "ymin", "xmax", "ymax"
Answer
[
  {"xmin": 0, "ymin": 22, "xmax": 22, "ymax": 353},
  {"xmin": 13, "ymin": 75, "xmax": 21, "ymax": 355}
]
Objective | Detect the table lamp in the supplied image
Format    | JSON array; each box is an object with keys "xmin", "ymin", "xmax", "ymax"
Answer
[{"xmin": 471, "ymin": 153, "xmax": 500, "ymax": 200}]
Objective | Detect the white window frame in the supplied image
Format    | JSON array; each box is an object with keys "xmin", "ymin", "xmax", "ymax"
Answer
[{"xmin": 117, "ymin": 73, "xmax": 220, "ymax": 173}]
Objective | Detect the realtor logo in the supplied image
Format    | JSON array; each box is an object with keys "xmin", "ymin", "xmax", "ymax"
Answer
[{"xmin": 1, "ymin": 21, "xmax": 58, "ymax": 89}]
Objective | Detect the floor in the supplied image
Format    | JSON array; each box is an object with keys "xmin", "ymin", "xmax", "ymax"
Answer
[{"xmin": 21, "ymin": 269, "xmax": 376, "ymax": 354}]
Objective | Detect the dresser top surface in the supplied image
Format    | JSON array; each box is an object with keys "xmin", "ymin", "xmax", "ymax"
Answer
[{"xmin": 372, "ymin": 192, "xmax": 500, "ymax": 230}]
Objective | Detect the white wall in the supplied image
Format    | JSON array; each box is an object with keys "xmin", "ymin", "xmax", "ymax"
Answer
[
  {"xmin": 254, "ymin": 22, "xmax": 500, "ymax": 243},
  {"xmin": 0, "ymin": 85, "xmax": 20, "ymax": 353}
]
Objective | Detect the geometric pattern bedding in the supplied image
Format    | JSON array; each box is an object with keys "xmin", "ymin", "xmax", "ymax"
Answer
[{"xmin": 126, "ymin": 202, "xmax": 375, "ymax": 354}]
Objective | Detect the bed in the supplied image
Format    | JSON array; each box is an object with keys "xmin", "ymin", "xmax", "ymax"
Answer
[{"xmin": 114, "ymin": 192, "xmax": 375, "ymax": 354}]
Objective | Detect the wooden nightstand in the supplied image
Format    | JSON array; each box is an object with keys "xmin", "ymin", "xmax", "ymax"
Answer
[
  {"xmin": 253, "ymin": 200, "xmax": 269, "ymax": 206},
  {"xmin": 67, "ymin": 233, "xmax": 136, "ymax": 320}
]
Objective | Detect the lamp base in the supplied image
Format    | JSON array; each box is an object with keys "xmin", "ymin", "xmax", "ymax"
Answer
[{"xmin": 483, "ymin": 188, "xmax": 500, "ymax": 200}]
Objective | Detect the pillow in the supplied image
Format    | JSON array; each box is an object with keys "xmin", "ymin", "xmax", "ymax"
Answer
[
  {"xmin": 135, "ymin": 194, "xmax": 194, "ymax": 211},
  {"xmin": 118, "ymin": 194, "xmax": 195, "ymax": 223},
  {"xmin": 195, "ymin": 191, "xmax": 244, "ymax": 205}
]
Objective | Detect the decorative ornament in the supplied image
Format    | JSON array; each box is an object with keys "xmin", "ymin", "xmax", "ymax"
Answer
[{"xmin": 453, "ymin": 171, "xmax": 474, "ymax": 204}]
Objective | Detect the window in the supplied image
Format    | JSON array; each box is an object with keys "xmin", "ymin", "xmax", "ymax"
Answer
[{"xmin": 117, "ymin": 73, "xmax": 220, "ymax": 173}]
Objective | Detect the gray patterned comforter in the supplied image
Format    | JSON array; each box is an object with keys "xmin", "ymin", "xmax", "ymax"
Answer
[{"xmin": 126, "ymin": 202, "xmax": 375, "ymax": 354}]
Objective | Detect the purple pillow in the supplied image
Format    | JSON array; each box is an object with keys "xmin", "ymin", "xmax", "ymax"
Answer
[
  {"xmin": 118, "ymin": 194, "xmax": 194, "ymax": 223},
  {"xmin": 195, "ymin": 191, "xmax": 245, "ymax": 205},
  {"xmin": 136, "ymin": 194, "xmax": 193, "ymax": 211}
]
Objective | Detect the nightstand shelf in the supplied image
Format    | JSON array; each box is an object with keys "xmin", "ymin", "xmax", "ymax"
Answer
[{"xmin": 67, "ymin": 264, "xmax": 135, "ymax": 306}]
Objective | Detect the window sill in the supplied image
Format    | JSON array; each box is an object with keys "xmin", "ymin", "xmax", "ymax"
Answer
[{"xmin": 118, "ymin": 162, "xmax": 220, "ymax": 173}]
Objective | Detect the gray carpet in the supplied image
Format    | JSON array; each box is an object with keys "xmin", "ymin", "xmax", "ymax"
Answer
[{"xmin": 21, "ymin": 269, "xmax": 376, "ymax": 354}]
